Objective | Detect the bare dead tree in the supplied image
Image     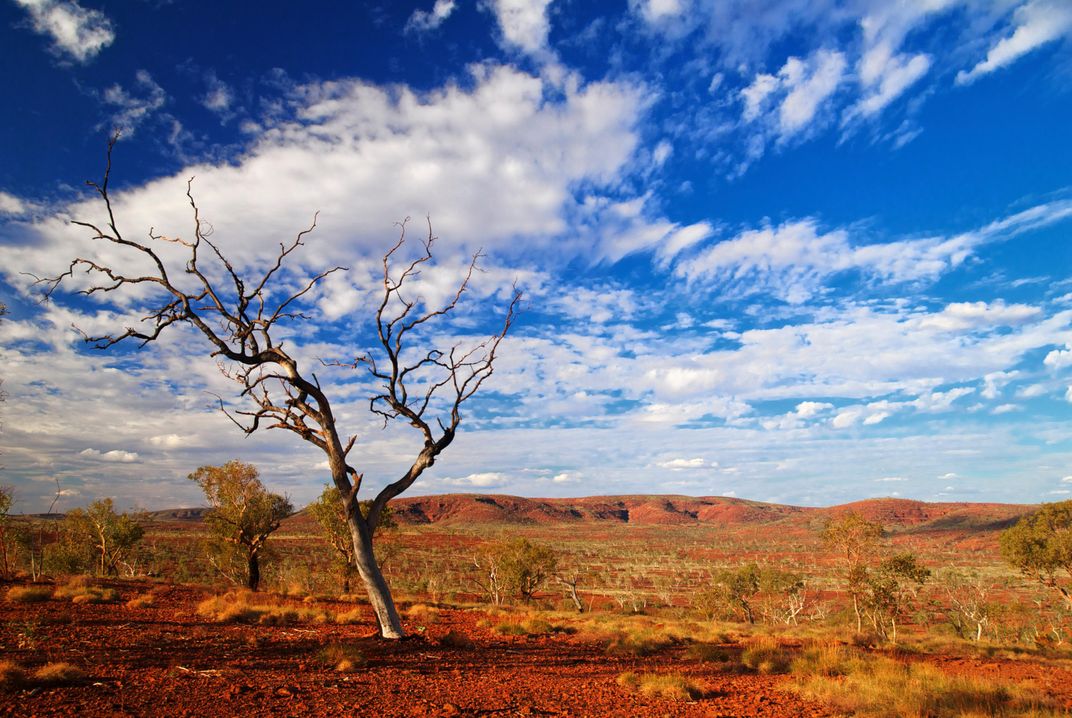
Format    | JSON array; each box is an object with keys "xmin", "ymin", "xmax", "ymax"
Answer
[{"xmin": 38, "ymin": 137, "xmax": 520, "ymax": 638}]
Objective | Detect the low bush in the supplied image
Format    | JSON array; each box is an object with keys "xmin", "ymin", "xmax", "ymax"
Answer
[
  {"xmin": 439, "ymin": 630, "xmax": 475, "ymax": 650},
  {"xmin": 604, "ymin": 629, "xmax": 675, "ymax": 657},
  {"xmin": 5, "ymin": 586, "xmax": 52, "ymax": 604},
  {"xmin": 405, "ymin": 603, "xmax": 440, "ymax": 624}
]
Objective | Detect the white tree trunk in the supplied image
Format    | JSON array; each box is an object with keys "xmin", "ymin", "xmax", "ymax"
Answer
[{"xmin": 349, "ymin": 516, "xmax": 404, "ymax": 639}]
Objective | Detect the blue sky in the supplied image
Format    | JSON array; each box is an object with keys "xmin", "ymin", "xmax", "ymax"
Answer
[{"xmin": 2, "ymin": 0, "xmax": 1072, "ymax": 512}]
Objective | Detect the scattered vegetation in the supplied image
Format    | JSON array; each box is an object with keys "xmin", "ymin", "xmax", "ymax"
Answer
[
  {"xmin": 196, "ymin": 590, "xmax": 330, "ymax": 625},
  {"xmin": 319, "ymin": 644, "xmax": 367, "ymax": 672},
  {"xmin": 791, "ymin": 649, "xmax": 1061, "ymax": 717}
]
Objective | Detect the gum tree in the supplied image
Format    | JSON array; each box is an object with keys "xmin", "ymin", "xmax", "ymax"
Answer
[
  {"xmin": 1001, "ymin": 500, "xmax": 1072, "ymax": 610},
  {"xmin": 40, "ymin": 138, "xmax": 520, "ymax": 637},
  {"xmin": 190, "ymin": 461, "xmax": 292, "ymax": 591}
]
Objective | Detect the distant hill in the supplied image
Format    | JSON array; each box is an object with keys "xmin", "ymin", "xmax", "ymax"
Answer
[{"xmin": 120, "ymin": 494, "xmax": 1038, "ymax": 533}]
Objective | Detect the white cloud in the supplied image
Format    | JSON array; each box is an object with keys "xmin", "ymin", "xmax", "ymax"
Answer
[
  {"xmin": 673, "ymin": 218, "xmax": 969, "ymax": 303},
  {"xmin": 993, "ymin": 403, "xmax": 1019, "ymax": 414},
  {"xmin": 982, "ymin": 370, "xmax": 1019, "ymax": 399},
  {"xmin": 3, "ymin": 64, "xmax": 645, "ymax": 293},
  {"xmin": 406, "ymin": 0, "xmax": 457, "ymax": 33},
  {"xmin": 148, "ymin": 434, "xmax": 186, "ymax": 449},
  {"xmin": 0, "ymin": 191, "xmax": 42, "ymax": 218},
  {"xmin": 80, "ymin": 448, "xmax": 139, "ymax": 463},
  {"xmin": 918, "ymin": 301, "xmax": 1041, "ymax": 332},
  {"xmin": 1044, "ymin": 343, "xmax": 1072, "ymax": 370},
  {"xmin": 657, "ymin": 457, "xmax": 717, "ymax": 470},
  {"xmin": 13, "ymin": 0, "xmax": 114, "ymax": 63},
  {"xmin": 102, "ymin": 70, "xmax": 167, "ymax": 136},
  {"xmin": 957, "ymin": 0, "xmax": 1072, "ymax": 85},
  {"xmin": 795, "ymin": 401, "xmax": 833, "ymax": 418},
  {"xmin": 442, "ymin": 472, "xmax": 509, "ymax": 488},
  {"xmin": 487, "ymin": 0, "xmax": 554, "ymax": 55},
  {"xmin": 740, "ymin": 49, "xmax": 847, "ymax": 144},
  {"xmin": 847, "ymin": 45, "xmax": 931, "ymax": 120}
]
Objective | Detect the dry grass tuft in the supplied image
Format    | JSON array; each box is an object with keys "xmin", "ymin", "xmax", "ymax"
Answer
[
  {"xmin": 740, "ymin": 636, "xmax": 793, "ymax": 675},
  {"xmin": 604, "ymin": 629, "xmax": 675, "ymax": 657},
  {"xmin": 5, "ymin": 586, "xmax": 52, "ymax": 604},
  {"xmin": 125, "ymin": 594, "xmax": 155, "ymax": 609},
  {"xmin": 319, "ymin": 644, "xmax": 366, "ymax": 672},
  {"xmin": 54, "ymin": 577, "xmax": 118, "ymax": 604},
  {"xmin": 335, "ymin": 607, "xmax": 365, "ymax": 624},
  {"xmin": 405, "ymin": 603, "xmax": 440, "ymax": 624},
  {"xmin": 0, "ymin": 661, "xmax": 26, "ymax": 690},
  {"xmin": 196, "ymin": 591, "xmax": 329, "ymax": 624},
  {"xmin": 617, "ymin": 671, "xmax": 707, "ymax": 701},
  {"xmin": 33, "ymin": 663, "xmax": 86, "ymax": 686},
  {"xmin": 685, "ymin": 642, "xmax": 733, "ymax": 663}
]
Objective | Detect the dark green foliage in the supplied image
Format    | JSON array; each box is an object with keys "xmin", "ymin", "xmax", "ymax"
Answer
[{"xmin": 1001, "ymin": 500, "xmax": 1072, "ymax": 609}]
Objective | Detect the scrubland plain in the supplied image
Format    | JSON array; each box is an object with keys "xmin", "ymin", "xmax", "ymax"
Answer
[{"xmin": 2, "ymin": 493, "xmax": 1071, "ymax": 717}]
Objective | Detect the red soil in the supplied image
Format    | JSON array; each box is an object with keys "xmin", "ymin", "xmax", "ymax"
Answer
[{"xmin": 0, "ymin": 580, "xmax": 835, "ymax": 717}]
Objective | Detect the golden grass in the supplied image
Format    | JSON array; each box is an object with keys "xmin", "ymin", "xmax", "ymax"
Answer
[
  {"xmin": 616, "ymin": 671, "xmax": 707, "ymax": 701},
  {"xmin": 53, "ymin": 577, "xmax": 118, "ymax": 604},
  {"xmin": 125, "ymin": 594, "xmax": 154, "ymax": 609},
  {"xmin": 791, "ymin": 648, "xmax": 1062, "ymax": 717},
  {"xmin": 405, "ymin": 603, "xmax": 440, "ymax": 624},
  {"xmin": 33, "ymin": 662, "xmax": 85, "ymax": 686},
  {"xmin": 319, "ymin": 644, "xmax": 366, "ymax": 672},
  {"xmin": 196, "ymin": 590, "xmax": 331, "ymax": 625},
  {"xmin": 740, "ymin": 635, "xmax": 793, "ymax": 675},
  {"xmin": 335, "ymin": 607, "xmax": 364, "ymax": 624},
  {"xmin": 5, "ymin": 586, "xmax": 52, "ymax": 603}
]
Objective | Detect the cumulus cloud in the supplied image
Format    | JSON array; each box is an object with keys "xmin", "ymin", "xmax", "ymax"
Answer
[
  {"xmin": 1044, "ymin": 343, "xmax": 1072, "ymax": 370},
  {"xmin": 2, "ymin": 64, "xmax": 645, "ymax": 293},
  {"xmin": 80, "ymin": 448, "xmax": 139, "ymax": 463},
  {"xmin": 442, "ymin": 471, "xmax": 510, "ymax": 488},
  {"xmin": 0, "ymin": 191, "xmax": 42, "ymax": 218},
  {"xmin": 957, "ymin": 0, "xmax": 1072, "ymax": 85},
  {"xmin": 406, "ymin": 0, "xmax": 457, "ymax": 34},
  {"xmin": 486, "ymin": 0, "xmax": 554, "ymax": 55},
  {"xmin": 13, "ymin": 0, "xmax": 114, "ymax": 63}
]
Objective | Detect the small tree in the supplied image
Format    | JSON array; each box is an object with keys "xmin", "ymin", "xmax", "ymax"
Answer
[
  {"xmin": 189, "ymin": 461, "xmax": 292, "ymax": 591},
  {"xmin": 310, "ymin": 485, "xmax": 395, "ymax": 594},
  {"xmin": 473, "ymin": 538, "xmax": 556, "ymax": 605},
  {"xmin": 62, "ymin": 498, "xmax": 145, "ymax": 576},
  {"xmin": 820, "ymin": 513, "xmax": 884, "ymax": 632},
  {"xmin": 1001, "ymin": 500, "xmax": 1072, "ymax": 610},
  {"xmin": 697, "ymin": 563, "xmax": 761, "ymax": 623},
  {"xmin": 862, "ymin": 552, "xmax": 930, "ymax": 642}
]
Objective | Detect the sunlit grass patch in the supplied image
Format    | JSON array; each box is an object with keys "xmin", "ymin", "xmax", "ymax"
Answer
[
  {"xmin": 791, "ymin": 649, "xmax": 1062, "ymax": 717},
  {"xmin": 5, "ymin": 586, "xmax": 52, "ymax": 603},
  {"xmin": 616, "ymin": 671, "xmax": 707, "ymax": 701},
  {"xmin": 33, "ymin": 662, "xmax": 86, "ymax": 686}
]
